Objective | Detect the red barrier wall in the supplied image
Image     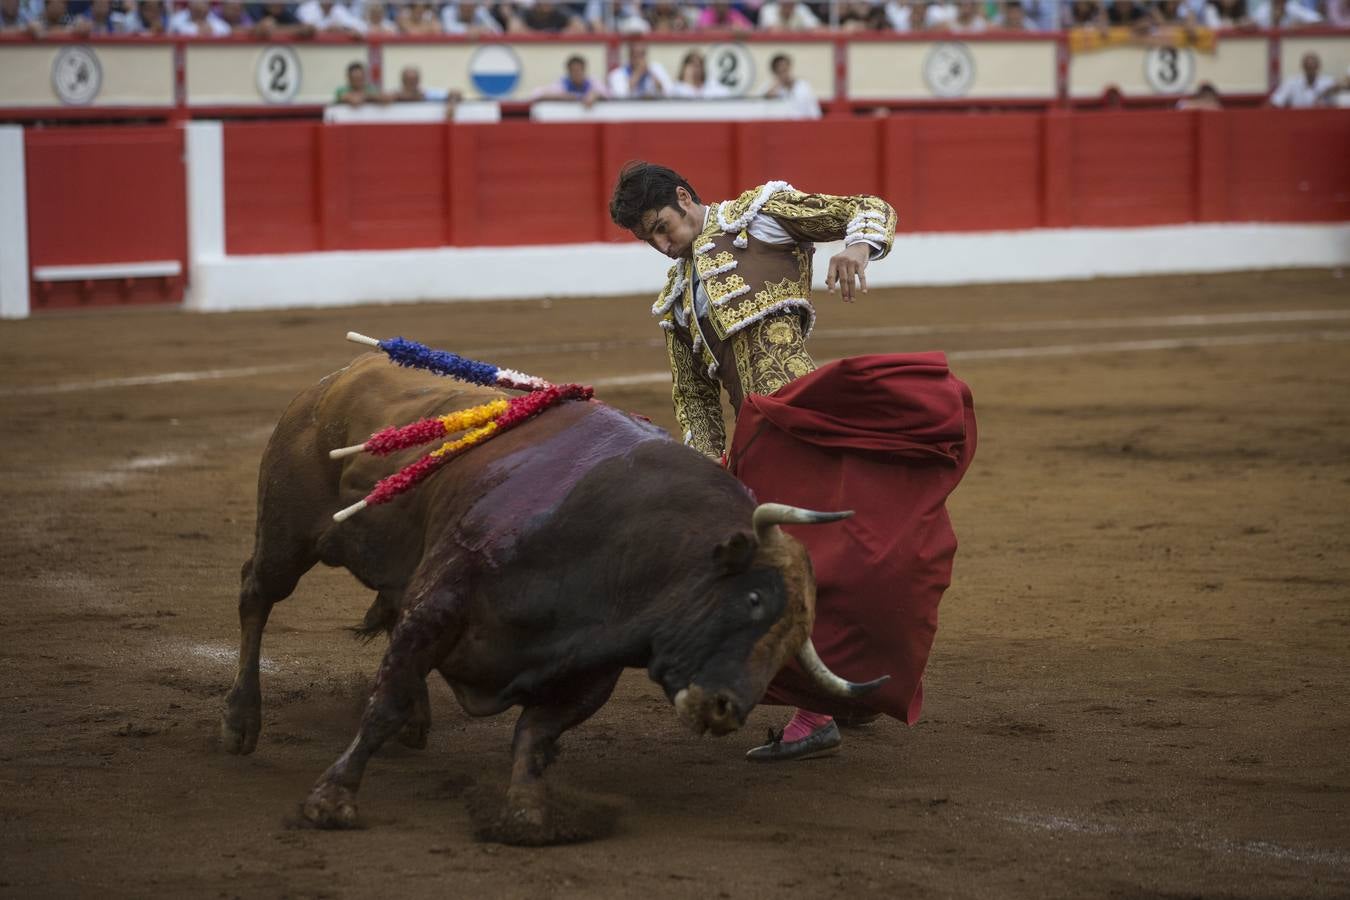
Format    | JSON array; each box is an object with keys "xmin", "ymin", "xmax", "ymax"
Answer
[
  {"xmin": 221, "ymin": 109, "xmax": 1350, "ymax": 257},
  {"xmin": 25, "ymin": 126, "xmax": 186, "ymax": 309}
]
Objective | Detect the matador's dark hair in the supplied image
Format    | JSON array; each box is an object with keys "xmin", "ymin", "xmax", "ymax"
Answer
[{"xmin": 608, "ymin": 161, "xmax": 702, "ymax": 232}]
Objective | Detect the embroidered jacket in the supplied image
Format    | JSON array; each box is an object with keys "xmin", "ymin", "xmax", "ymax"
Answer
[{"xmin": 654, "ymin": 182, "xmax": 897, "ymax": 457}]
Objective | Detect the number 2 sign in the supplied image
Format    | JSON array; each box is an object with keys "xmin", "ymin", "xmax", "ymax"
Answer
[{"xmin": 256, "ymin": 46, "xmax": 302, "ymax": 104}]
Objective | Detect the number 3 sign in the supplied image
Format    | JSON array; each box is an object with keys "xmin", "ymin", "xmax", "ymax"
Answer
[
  {"xmin": 1144, "ymin": 46, "xmax": 1196, "ymax": 94},
  {"xmin": 256, "ymin": 46, "xmax": 302, "ymax": 104}
]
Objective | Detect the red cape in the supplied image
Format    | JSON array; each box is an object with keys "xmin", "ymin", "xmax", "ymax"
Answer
[{"xmin": 727, "ymin": 353, "xmax": 976, "ymax": 724}]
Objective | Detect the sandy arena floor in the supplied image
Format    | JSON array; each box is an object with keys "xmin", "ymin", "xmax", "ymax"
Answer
[{"xmin": 1, "ymin": 269, "xmax": 1348, "ymax": 898}]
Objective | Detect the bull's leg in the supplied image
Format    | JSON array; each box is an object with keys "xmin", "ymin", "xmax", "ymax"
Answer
[
  {"xmin": 506, "ymin": 669, "xmax": 622, "ymax": 826},
  {"xmin": 302, "ymin": 599, "xmax": 450, "ymax": 828},
  {"xmin": 222, "ymin": 549, "xmax": 315, "ymax": 755},
  {"xmin": 365, "ymin": 588, "xmax": 432, "ymax": 750}
]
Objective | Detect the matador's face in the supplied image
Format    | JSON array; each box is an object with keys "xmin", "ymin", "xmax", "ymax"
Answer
[{"xmin": 635, "ymin": 187, "xmax": 703, "ymax": 261}]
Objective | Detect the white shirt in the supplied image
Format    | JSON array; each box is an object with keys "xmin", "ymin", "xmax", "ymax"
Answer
[
  {"xmin": 1270, "ymin": 73, "xmax": 1337, "ymax": 107},
  {"xmin": 606, "ymin": 61, "xmax": 674, "ymax": 99},
  {"xmin": 670, "ymin": 79, "xmax": 733, "ymax": 99},
  {"xmin": 886, "ymin": 1, "xmax": 958, "ymax": 30},
  {"xmin": 765, "ymin": 78, "xmax": 822, "ymax": 120},
  {"xmin": 297, "ymin": 0, "xmax": 367, "ymax": 33},
  {"xmin": 441, "ymin": 3, "xmax": 502, "ymax": 33},
  {"xmin": 167, "ymin": 9, "xmax": 231, "ymax": 35},
  {"xmin": 757, "ymin": 2, "xmax": 823, "ymax": 29},
  {"xmin": 1249, "ymin": 1, "xmax": 1322, "ymax": 25}
]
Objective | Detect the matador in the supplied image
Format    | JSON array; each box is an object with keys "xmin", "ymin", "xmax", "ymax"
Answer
[{"xmin": 609, "ymin": 162, "xmax": 975, "ymax": 761}]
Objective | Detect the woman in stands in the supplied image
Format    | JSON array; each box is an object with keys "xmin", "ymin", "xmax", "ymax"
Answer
[{"xmin": 672, "ymin": 50, "xmax": 732, "ymax": 99}]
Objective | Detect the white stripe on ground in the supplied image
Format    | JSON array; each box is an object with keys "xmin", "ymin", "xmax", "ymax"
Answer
[
  {"xmin": 1004, "ymin": 812, "xmax": 1350, "ymax": 871},
  {"xmin": 464, "ymin": 309, "xmax": 1350, "ymax": 358},
  {"xmin": 590, "ymin": 329, "xmax": 1350, "ymax": 388},
  {"xmin": 7, "ymin": 312, "xmax": 1349, "ymax": 397},
  {"xmin": 0, "ymin": 362, "xmax": 311, "ymax": 398}
]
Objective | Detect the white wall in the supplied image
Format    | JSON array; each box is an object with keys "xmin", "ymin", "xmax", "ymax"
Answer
[
  {"xmin": 0, "ymin": 126, "xmax": 29, "ymax": 319},
  {"xmin": 185, "ymin": 223, "xmax": 1350, "ymax": 313}
]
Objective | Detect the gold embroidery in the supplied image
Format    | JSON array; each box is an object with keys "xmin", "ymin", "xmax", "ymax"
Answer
[
  {"xmin": 761, "ymin": 188, "xmax": 897, "ymax": 260},
  {"xmin": 732, "ymin": 314, "xmax": 817, "ymax": 398},
  {"xmin": 695, "ymin": 250, "xmax": 736, "ymax": 278},
  {"xmin": 666, "ymin": 328, "xmax": 726, "ymax": 458},
  {"xmin": 705, "ymin": 272, "xmax": 748, "ymax": 307}
]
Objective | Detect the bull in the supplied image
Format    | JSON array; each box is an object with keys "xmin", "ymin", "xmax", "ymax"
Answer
[{"xmin": 222, "ymin": 354, "xmax": 884, "ymax": 834}]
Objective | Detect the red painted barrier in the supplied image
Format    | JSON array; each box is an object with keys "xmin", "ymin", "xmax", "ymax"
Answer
[
  {"xmin": 219, "ymin": 110, "xmax": 1349, "ymax": 259},
  {"xmin": 25, "ymin": 126, "xmax": 186, "ymax": 309}
]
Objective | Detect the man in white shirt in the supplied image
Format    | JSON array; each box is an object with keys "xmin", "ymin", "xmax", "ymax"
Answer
[
  {"xmin": 1250, "ymin": 0, "xmax": 1321, "ymax": 26},
  {"xmin": 763, "ymin": 53, "xmax": 822, "ymax": 119},
  {"xmin": 607, "ymin": 42, "xmax": 674, "ymax": 99},
  {"xmin": 1270, "ymin": 53, "xmax": 1338, "ymax": 107},
  {"xmin": 297, "ymin": 0, "xmax": 366, "ymax": 35},
  {"xmin": 758, "ymin": 1, "xmax": 823, "ymax": 30},
  {"xmin": 168, "ymin": 0, "xmax": 231, "ymax": 35}
]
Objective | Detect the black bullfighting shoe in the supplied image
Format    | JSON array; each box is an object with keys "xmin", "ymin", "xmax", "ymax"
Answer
[
  {"xmin": 744, "ymin": 721, "xmax": 842, "ymax": 762},
  {"xmin": 836, "ymin": 710, "xmax": 881, "ymax": 729}
]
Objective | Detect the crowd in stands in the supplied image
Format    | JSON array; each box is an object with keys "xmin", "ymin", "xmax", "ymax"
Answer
[{"xmin": 1, "ymin": 0, "xmax": 1346, "ymax": 37}]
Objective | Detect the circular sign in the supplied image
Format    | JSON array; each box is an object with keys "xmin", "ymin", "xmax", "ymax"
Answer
[
  {"xmin": 923, "ymin": 43, "xmax": 976, "ymax": 98},
  {"xmin": 256, "ymin": 46, "xmax": 302, "ymax": 104},
  {"xmin": 706, "ymin": 43, "xmax": 755, "ymax": 98},
  {"xmin": 1144, "ymin": 46, "xmax": 1196, "ymax": 94},
  {"xmin": 469, "ymin": 45, "xmax": 522, "ymax": 99},
  {"xmin": 52, "ymin": 46, "xmax": 102, "ymax": 106}
]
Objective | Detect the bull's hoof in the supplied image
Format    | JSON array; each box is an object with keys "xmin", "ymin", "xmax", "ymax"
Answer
[
  {"xmin": 220, "ymin": 705, "xmax": 260, "ymax": 756},
  {"xmin": 467, "ymin": 782, "xmax": 618, "ymax": 846},
  {"xmin": 302, "ymin": 782, "xmax": 360, "ymax": 829},
  {"xmin": 397, "ymin": 718, "xmax": 429, "ymax": 750}
]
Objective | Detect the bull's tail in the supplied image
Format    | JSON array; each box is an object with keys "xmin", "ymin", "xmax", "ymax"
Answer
[{"xmin": 350, "ymin": 593, "xmax": 399, "ymax": 643}]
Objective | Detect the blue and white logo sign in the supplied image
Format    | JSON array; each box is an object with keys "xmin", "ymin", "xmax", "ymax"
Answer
[{"xmin": 469, "ymin": 45, "xmax": 522, "ymax": 99}]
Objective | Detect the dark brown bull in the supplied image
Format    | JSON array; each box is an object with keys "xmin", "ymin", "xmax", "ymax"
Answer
[{"xmin": 222, "ymin": 355, "xmax": 883, "ymax": 832}]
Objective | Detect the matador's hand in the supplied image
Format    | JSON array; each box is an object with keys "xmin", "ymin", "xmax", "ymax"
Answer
[{"xmin": 826, "ymin": 243, "xmax": 871, "ymax": 303}]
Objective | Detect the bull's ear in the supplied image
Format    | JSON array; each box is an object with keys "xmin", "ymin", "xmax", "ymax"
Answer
[{"xmin": 714, "ymin": 532, "xmax": 757, "ymax": 574}]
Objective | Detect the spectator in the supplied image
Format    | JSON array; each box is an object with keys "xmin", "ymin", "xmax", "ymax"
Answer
[
  {"xmin": 441, "ymin": 1, "xmax": 502, "ymax": 34},
  {"xmin": 296, "ymin": 0, "xmax": 365, "ymax": 35},
  {"xmin": 758, "ymin": 0, "xmax": 823, "ymax": 29},
  {"xmin": 887, "ymin": 0, "xmax": 958, "ymax": 31},
  {"xmin": 1200, "ymin": 0, "xmax": 1250, "ymax": 25},
  {"xmin": 251, "ymin": 2, "xmax": 315, "ymax": 36},
  {"xmin": 695, "ymin": 0, "xmax": 754, "ymax": 29},
  {"xmin": 1067, "ymin": 0, "xmax": 1108, "ymax": 27},
  {"xmin": 392, "ymin": 66, "xmax": 455, "ymax": 102},
  {"xmin": 950, "ymin": 0, "xmax": 991, "ymax": 29},
  {"xmin": 671, "ymin": 49, "xmax": 734, "ymax": 97},
  {"xmin": 1101, "ymin": 84, "xmax": 1126, "ymax": 107},
  {"xmin": 216, "ymin": 2, "xmax": 257, "ymax": 32},
  {"xmin": 531, "ymin": 54, "xmax": 607, "ymax": 106},
  {"xmin": 645, "ymin": 1, "xmax": 694, "ymax": 30},
  {"xmin": 1329, "ymin": 0, "xmax": 1349, "ymax": 25},
  {"xmin": 396, "ymin": 1, "xmax": 441, "ymax": 33},
  {"xmin": 1107, "ymin": 0, "xmax": 1151, "ymax": 30},
  {"xmin": 0, "ymin": 0, "xmax": 39, "ymax": 33},
  {"xmin": 35, "ymin": 0, "xmax": 79, "ymax": 32},
  {"xmin": 1250, "ymin": 0, "xmax": 1320, "ymax": 24},
  {"xmin": 999, "ymin": 0, "xmax": 1037, "ymax": 28},
  {"xmin": 70, "ymin": 0, "xmax": 121, "ymax": 35},
  {"xmin": 1177, "ymin": 81, "xmax": 1223, "ymax": 108},
  {"xmin": 362, "ymin": 0, "xmax": 397, "ymax": 32},
  {"xmin": 763, "ymin": 52, "xmax": 822, "ymax": 118},
  {"xmin": 1269, "ymin": 52, "xmax": 1336, "ymax": 106},
  {"xmin": 335, "ymin": 61, "xmax": 385, "ymax": 105},
  {"xmin": 168, "ymin": 0, "xmax": 231, "ymax": 35},
  {"xmin": 507, "ymin": 1, "xmax": 585, "ymax": 33},
  {"xmin": 607, "ymin": 42, "xmax": 673, "ymax": 98},
  {"xmin": 840, "ymin": 0, "xmax": 889, "ymax": 30},
  {"xmin": 131, "ymin": 0, "xmax": 169, "ymax": 33},
  {"xmin": 1151, "ymin": 0, "xmax": 1193, "ymax": 23}
]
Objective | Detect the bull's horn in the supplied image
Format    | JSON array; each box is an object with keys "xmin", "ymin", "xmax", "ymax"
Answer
[
  {"xmin": 796, "ymin": 638, "xmax": 890, "ymax": 699},
  {"xmin": 751, "ymin": 502, "xmax": 852, "ymax": 543}
]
